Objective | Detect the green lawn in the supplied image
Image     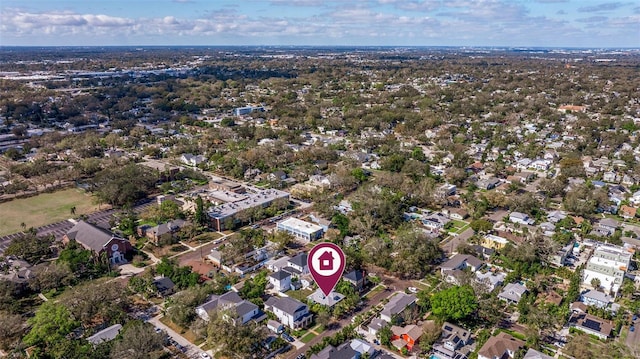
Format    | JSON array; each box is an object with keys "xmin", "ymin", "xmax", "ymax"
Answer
[
  {"xmin": 287, "ymin": 288, "xmax": 314, "ymax": 301},
  {"xmin": 300, "ymin": 332, "xmax": 317, "ymax": 343},
  {"xmin": 0, "ymin": 188, "xmax": 102, "ymax": 236},
  {"xmin": 365, "ymin": 284, "xmax": 386, "ymax": 299}
]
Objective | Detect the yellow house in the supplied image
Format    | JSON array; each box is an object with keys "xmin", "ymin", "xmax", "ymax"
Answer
[{"xmin": 482, "ymin": 234, "xmax": 509, "ymax": 250}]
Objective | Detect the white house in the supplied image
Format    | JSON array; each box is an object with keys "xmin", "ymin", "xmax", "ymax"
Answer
[
  {"xmin": 582, "ymin": 244, "xmax": 633, "ymax": 295},
  {"xmin": 264, "ymin": 296, "xmax": 312, "ymax": 329},
  {"xmin": 269, "ymin": 270, "xmax": 292, "ymax": 292},
  {"xmin": 181, "ymin": 153, "xmax": 206, "ymax": 167},
  {"xmin": 509, "ymin": 212, "xmax": 535, "ymax": 225}
]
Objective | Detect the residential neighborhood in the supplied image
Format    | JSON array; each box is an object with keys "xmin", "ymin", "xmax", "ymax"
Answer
[{"xmin": 0, "ymin": 44, "xmax": 639, "ymax": 359}]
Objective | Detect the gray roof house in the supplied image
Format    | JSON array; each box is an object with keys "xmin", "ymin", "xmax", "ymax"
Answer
[
  {"xmin": 580, "ymin": 290, "xmax": 613, "ymax": 309},
  {"xmin": 87, "ymin": 324, "xmax": 122, "ymax": 345},
  {"xmin": 380, "ymin": 292, "xmax": 417, "ymax": 322},
  {"xmin": 498, "ymin": 282, "xmax": 528, "ymax": 304},
  {"xmin": 196, "ymin": 291, "xmax": 265, "ymax": 324},
  {"xmin": 523, "ymin": 348, "xmax": 554, "ymax": 359},
  {"xmin": 264, "ymin": 296, "xmax": 312, "ymax": 329}
]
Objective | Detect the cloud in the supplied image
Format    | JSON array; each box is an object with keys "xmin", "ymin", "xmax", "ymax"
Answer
[
  {"xmin": 576, "ymin": 16, "xmax": 608, "ymax": 22},
  {"xmin": 535, "ymin": 0, "xmax": 568, "ymax": 2},
  {"xmin": 269, "ymin": 0, "xmax": 326, "ymax": 6},
  {"xmin": 556, "ymin": 10, "xmax": 567, "ymax": 15},
  {"xmin": 578, "ymin": 2, "xmax": 630, "ymax": 12}
]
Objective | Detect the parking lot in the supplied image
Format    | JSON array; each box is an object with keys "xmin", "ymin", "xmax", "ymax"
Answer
[{"xmin": 0, "ymin": 198, "xmax": 155, "ymax": 255}]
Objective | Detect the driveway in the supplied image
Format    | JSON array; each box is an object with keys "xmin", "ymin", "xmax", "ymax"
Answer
[{"xmin": 148, "ymin": 314, "xmax": 210, "ymax": 359}]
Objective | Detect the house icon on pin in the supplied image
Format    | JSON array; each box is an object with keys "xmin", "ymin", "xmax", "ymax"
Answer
[{"xmin": 319, "ymin": 250, "xmax": 334, "ymax": 270}]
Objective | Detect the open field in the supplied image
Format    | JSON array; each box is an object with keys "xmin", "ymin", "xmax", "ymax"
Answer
[{"xmin": 0, "ymin": 188, "xmax": 101, "ymax": 236}]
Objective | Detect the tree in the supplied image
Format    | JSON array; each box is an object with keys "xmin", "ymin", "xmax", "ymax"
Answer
[
  {"xmin": 206, "ymin": 310, "xmax": 268, "ymax": 359},
  {"xmin": 5, "ymin": 232, "xmax": 54, "ymax": 265},
  {"xmin": 377, "ymin": 324, "xmax": 392, "ymax": 347},
  {"xmin": 28, "ymin": 262, "xmax": 74, "ymax": 292},
  {"xmin": 91, "ymin": 163, "xmax": 156, "ymax": 207},
  {"xmin": 110, "ymin": 321, "xmax": 165, "ymax": 359},
  {"xmin": 390, "ymin": 226, "xmax": 443, "ymax": 279},
  {"xmin": 194, "ymin": 195, "xmax": 207, "ymax": 227},
  {"xmin": 156, "ymin": 257, "xmax": 199, "ymax": 289},
  {"xmin": 0, "ymin": 311, "xmax": 26, "ymax": 350},
  {"xmin": 61, "ymin": 281, "xmax": 129, "ymax": 328},
  {"xmin": 470, "ymin": 219, "xmax": 493, "ymax": 234},
  {"xmin": 431, "ymin": 285, "xmax": 478, "ymax": 322},
  {"xmin": 23, "ymin": 302, "xmax": 78, "ymax": 349},
  {"xmin": 591, "ymin": 278, "xmax": 601, "ymax": 290}
]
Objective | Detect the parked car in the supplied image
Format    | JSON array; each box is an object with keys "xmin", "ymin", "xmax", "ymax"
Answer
[
  {"xmin": 631, "ymin": 326, "xmax": 635, "ymax": 332},
  {"xmin": 200, "ymin": 353, "xmax": 212, "ymax": 359},
  {"xmin": 295, "ymin": 354, "xmax": 306, "ymax": 359},
  {"xmin": 633, "ymin": 314, "xmax": 637, "ymax": 321},
  {"xmin": 282, "ymin": 333, "xmax": 295, "ymax": 342},
  {"xmin": 408, "ymin": 287, "xmax": 418, "ymax": 293}
]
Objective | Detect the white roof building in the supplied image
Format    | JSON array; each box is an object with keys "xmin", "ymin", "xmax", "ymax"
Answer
[{"xmin": 583, "ymin": 244, "xmax": 633, "ymax": 295}]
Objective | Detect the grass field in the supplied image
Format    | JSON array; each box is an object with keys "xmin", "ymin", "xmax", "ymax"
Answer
[{"xmin": 0, "ymin": 188, "xmax": 101, "ymax": 236}]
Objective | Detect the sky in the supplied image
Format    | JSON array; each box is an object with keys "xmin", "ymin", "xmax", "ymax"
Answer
[{"xmin": 1, "ymin": 0, "xmax": 638, "ymax": 48}]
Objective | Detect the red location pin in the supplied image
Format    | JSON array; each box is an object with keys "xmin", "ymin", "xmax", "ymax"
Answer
[{"xmin": 308, "ymin": 242, "xmax": 346, "ymax": 297}]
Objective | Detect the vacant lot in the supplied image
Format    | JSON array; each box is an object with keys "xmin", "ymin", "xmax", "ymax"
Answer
[{"xmin": 0, "ymin": 188, "xmax": 100, "ymax": 236}]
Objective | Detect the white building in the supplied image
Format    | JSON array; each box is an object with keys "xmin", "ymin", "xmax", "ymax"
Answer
[
  {"xmin": 276, "ymin": 218, "xmax": 324, "ymax": 242},
  {"xmin": 582, "ymin": 244, "xmax": 633, "ymax": 295},
  {"xmin": 264, "ymin": 296, "xmax": 312, "ymax": 329}
]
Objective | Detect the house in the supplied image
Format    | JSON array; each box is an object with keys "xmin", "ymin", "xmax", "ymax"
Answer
[
  {"xmin": 523, "ymin": 348, "xmax": 554, "ymax": 359},
  {"xmin": 422, "ymin": 212, "xmax": 452, "ymax": 230},
  {"xmin": 509, "ymin": 212, "xmax": 535, "ymax": 225},
  {"xmin": 391, "ymin": 324, "xmax": 422, "ymax": 351},
  {"xmin": 475, "ymin": 271, "xmax": 506, "ymax": 292},
  {"xmin": 282, "ymin": 252, "xmax": 309, "ymax": 277},
  {"xmin": 267, "ymin": 319, "xmax": 284, "ymax": 334},
  {"xmin": 86, "ymin": 324, "xmax": 122, "ymax": 346},
  {"xmin": 277, "ymin": 218, "xmax": 324, "ymax": 242},
  {"xmin": 268, "ymin": 170, "xmax": 288, "ymax": 182},
  {"xmin": 152, "ymin": 276, "xmax": 175, "ymax": 297},
  {"xmin": 0, "ymin": 257, "xmax": 34, "ymax": 284},
  {"xmin": 307, "ymin": 289, "xmax": 345, "ymax": 308},
  {"xmin": 141, "ymin": 219, "xmax": 187, "ymax": 245},
  {"xmin": 269, "ymin": 270, "xmax": 292, "ymax": 292},
  {"xmin": 477, "ymin": 332, "xmax": 524, "ymax": 359},
  {"xmin": 550, "ymin": 242, "xmax": 574, "ymax": 267},
  {"xmin": 265, "ymin": 255, "xmax": 291, "ymax": 272},
  {"xmin": 343, "ymin": 270, "xmax": 367, "ymax": 292},
  {"xmin": 437, "ymin": 184, "xmax": 457, "ymax": 198},
  {"xmin": 349, "ymin": 339, "xmax": 376, "ymax": 357},
  {"xmin": 63, "ymin": 221, "xmax": 132, "ymax": 264},
  {"xmin": 481, "ymin": 234, "xmax": 509, "ymax": 250},
  {"xmin": 432, "ymin": 322, "xmax": 471, "ymax": 359},
  {"xmin": 440, "ymin": 254, "xmax": 485, "ymax": 275},
  {"xmin": 180, "ymin": 153, "xmax": 206, "ymax": 167},
  {"xmin": 620, "ymin": 205, "xmax": 637, "ymax": 219},
  {"xmin": 470, "ymin": 245, "xmax": 496, "ymax": 260},
  {"xmin": 531, "ymin": 159, "xmax": 552, "ymax": 171},
  {"xmin": 310, "ymin": 342, "xmax": 358, "ymax": 359},
  {"xmin": 368, "ymin": 318, "xmax": 388, "ymax": 336},
  {"xmin": 264, "ymin": 296, "xmax": 312, "ymax": 329},
  {"xmin": 477, "ymin": 177, "xmax": 501, "ymax": 190},
  {"xmin": 448, "ymin": 208, "xmax": 469, "ymax": 220},
  {"xmin": 580, "ymin": 289, "xmax": 613, "ymax": 309},
  {"xmin": 498, "ymin": 282, "xmax": 528, "ymax": 304},
  {"xmin": 595, "ymin": 218, "xmax": 619, "ymax": 236},
  {"xmin": 546, "ymin": 210, "xmax": 567, "ymax": 223},
  {"xmin": 196, "ymin": 291, "xmax": 266, "ymax": 324},
  {"xmin": 568, "ymin": 312, "xmax": 613, "ymax": 340},
  {"xmin": 582, "ymin": 243, "xmax": 633, "ymax": 295},
  {"xmin": 603, "ymin": 171, "xmax": 618, "ymax": 183},
  {"xmin": 380, "ymin": 292, "xmax": 417, "ymax": 322}
]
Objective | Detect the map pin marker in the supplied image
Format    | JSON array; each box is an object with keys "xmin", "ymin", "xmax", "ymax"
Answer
[{"xmin": 308, "ymin": 242, "xmax": 346, "ymax": 297}]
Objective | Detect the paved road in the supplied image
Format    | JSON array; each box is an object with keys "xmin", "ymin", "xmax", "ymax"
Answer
[{"xmin": 625, "ymin": 316, "xmax": 640, "ymax": 352}]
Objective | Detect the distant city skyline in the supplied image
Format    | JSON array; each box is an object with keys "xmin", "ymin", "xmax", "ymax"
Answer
[{"xmin": 1, "ymin": 0, "xmax": 638, "ymax": 48}]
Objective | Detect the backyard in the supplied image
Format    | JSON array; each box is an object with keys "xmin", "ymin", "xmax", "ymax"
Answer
[{"xmin": 0, "ymin": 188, "xmax": 101, "ymax": 236}]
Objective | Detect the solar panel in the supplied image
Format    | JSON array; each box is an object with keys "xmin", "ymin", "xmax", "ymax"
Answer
[{"xmin": 583, "ymin": 319, "xmax": 602, "ymax": 331}]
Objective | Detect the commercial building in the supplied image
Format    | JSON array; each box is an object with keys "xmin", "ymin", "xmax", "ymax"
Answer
[
  {"xmin": 276, "ymin": 217, "xmax": 324, "ymax": 242},
  {"xmin": 207, "ymin": 188, "xmax": 289, "ymax": 231},
  {"xmin": 582, "ymin": 244, "xmax": 633, "ymax": 295}
]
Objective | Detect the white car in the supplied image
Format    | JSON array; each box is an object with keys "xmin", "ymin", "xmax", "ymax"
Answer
[
  {"xmin": 408, "ymin": 287, "xmax": 418, "ymax": 294},
  {"xmin": 200, "ymin": 353, "xmax": 212, "ymax": 359}
]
